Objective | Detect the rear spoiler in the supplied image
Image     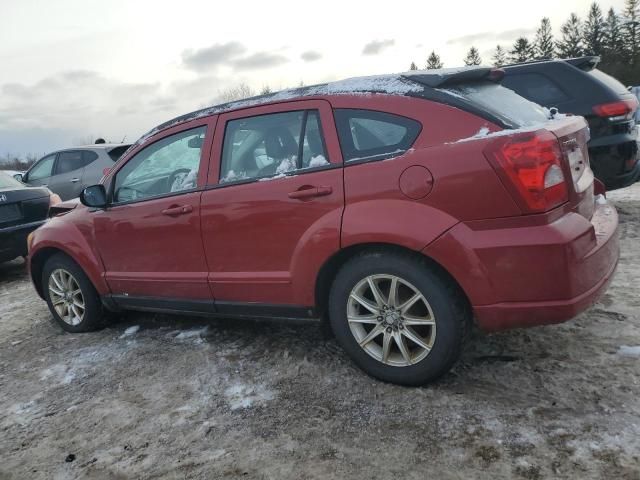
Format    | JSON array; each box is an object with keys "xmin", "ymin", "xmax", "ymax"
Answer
[
  {"xmin": 402, "ymin": 67, "xmax": 505, "ymax": 88},
  {"xmin": 564, "ymin": 56, "xmax": 600, "ymax": 71}
]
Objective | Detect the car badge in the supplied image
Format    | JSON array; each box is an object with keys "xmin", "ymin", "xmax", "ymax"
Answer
[{"xmin": 0, "ymin": 194, "xmax": 7, "ymax": 202}]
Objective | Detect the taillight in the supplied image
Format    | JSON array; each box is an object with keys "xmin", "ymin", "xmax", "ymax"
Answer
[
  {"xmin": 592, "ymin": 98, "xmax": 638, "ymax": 120},
  {"xmin": 484, "ymin": 129, "xmax": 569, "ymax": 213}
]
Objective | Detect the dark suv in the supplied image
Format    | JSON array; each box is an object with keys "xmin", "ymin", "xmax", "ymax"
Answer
[{"xmin": 503, "ymin": 56, "xmax": 639, "ymax": 190}]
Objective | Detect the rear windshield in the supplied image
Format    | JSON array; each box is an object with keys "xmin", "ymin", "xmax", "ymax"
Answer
[
  {"xmin": 0, "ymin": 171, "xmax": 24, "ymax": 189},
  {"xmin": 442, "ymin": 81, "xmax": 550, "ymax": 127},
  {"xmin": 589, "ymin": 69, "xmax": 628, "ymax": 95},
  {"xmin": 108, "ymin": 145, "xmax": 131, "ymax": 162}
]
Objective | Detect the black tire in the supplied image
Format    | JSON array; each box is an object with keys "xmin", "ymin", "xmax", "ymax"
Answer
[
  {"xmin": 42, "ymin": 253, "xmax": 105, "ymax": 333},
  {"xmin": 328, "ymin": 250, "xmax": 468, "ymax": 386}
]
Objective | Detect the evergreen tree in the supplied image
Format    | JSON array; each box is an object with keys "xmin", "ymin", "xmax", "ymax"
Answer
[
  {"xmin": 604, "ymin": 7, "xmax": 625, "ymax": 59},
  {"xmin": 409, "ymin": 61, "xmax": 418, "ymax": 70},
  {"xmin": 426, "ymin": 51, "xmax": 444, "ymax": 69},
  {"xmin": 509, "ymin": 37, "xmax": 535, "ymax": 63},
  {"xmin": 535, "ymin": 17, "xmax": 555, "ymax": 59},
  {"xmin": 492, "ymin": 45, "xmax": 507, "ymax": 66},
  {"xmin": 463, "ymin": 46, "xmax": 482, "ymax": 66},
  {"xmin": 557, "ymin": 13, "xmax": 584, "ymax": 58},
  {"xmin": 583, "ymin": 2, "xmax": 606, "ymax": 56},
  {"xmin": 624, "ymin": 0, "xmax": 640, "ymax": 64}
]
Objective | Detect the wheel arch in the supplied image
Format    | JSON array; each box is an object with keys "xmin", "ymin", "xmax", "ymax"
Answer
[{"xmin": 314, "ymin": 242, "xmax": 471, "ymax": 320}]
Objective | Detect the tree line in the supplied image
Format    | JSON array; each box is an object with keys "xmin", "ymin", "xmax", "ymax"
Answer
[{"xmin": 410, "ymin": 0, "xmax": 640, "ymax": 85}]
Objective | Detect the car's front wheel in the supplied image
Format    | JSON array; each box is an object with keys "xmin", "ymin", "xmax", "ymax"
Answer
[
  {"xmin": 328, "ymin": 250, "xmax": 468, "ymax": 386},
  {"xmin": 42, "ymin": 253, "xmax": 104, "ymax": 333}
]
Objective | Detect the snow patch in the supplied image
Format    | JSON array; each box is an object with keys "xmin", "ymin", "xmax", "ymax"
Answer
[
  {"xmin": 595, "ymin": 194, "xmax": 608, "ymax": 206},
  {"xmin": 120, "ymin": 325, "xmax": 140, "ymax": 339},
  {"xmin": 172, "ymin": 326, "xmax": 209, "ymax": 343},
  {"xmin": 220, "ymin": 169, "xmax": 248, "ymax": 184},
  {"xmin": 224, "ymin": 383, "xmax": 275, "ymax": 410},
  {"xmin": 275, "ymin": 156, "xmax": 297, "ymax": 174},
  {"xmin": 308, "ymin": 154, "xmax": 329, "ymax": 167},
  {"xmin": 618, "ymin": 345, "xmax": 640, "ymax": 356}
]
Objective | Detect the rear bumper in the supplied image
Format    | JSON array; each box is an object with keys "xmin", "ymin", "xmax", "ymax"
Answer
[
  {"xmin": 423, "ymin": 202, "xmax": 619, "ymax": 332},
  {"xmin": 589, "ymin": 133, "xmax": 640, "ymax": 190},
  {"xmin": 0, "ymin": 220, "xmax": 45, "ymax": 263}
]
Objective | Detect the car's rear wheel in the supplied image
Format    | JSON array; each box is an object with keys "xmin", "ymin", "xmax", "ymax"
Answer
[
  {"xmin": 42, "ymin": 254, "xmax": 104, "ymax": 333},
  {"xmin": 328, "ymin": 250, "xmax": 468, "ymax": 386}
]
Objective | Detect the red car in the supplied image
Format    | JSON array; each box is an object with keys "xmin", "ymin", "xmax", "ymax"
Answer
[{"xmin": 28, "ymin": 67, "xmax": 619, "ymax": 385}]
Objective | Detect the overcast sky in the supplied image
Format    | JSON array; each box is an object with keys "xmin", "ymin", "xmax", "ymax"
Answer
[{"xmin": 0, "ymin": 0, "xmax": 626, "ymax": 157}]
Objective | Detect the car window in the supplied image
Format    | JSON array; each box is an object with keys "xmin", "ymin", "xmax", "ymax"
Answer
[
  {"xmin": 501, "ymin": 73, "xmax": 569, "ymax": 106},
  {"xmin": 113, "ymin": 126, "xmax": 206, "ymax": 203},
  {"xmin": 589, "ymin": 69, "xmax": 629, "ymax": 95},
  {"xmin": 334, "ymin": 109, "xmax": 421, "ymax": 162},
  {"xmin": 28, "ymin": 154, "xmax": 56, "ymax": 181},
  {"xmin": 220, "ymin": 109, "xmax": 329, "ymax": 183},
  {"xmin": 107, "ymin": 145, "xmax": 131, "ymax": 162},
  {"xmin": 55, "ymin": 151, "xmax": 88, "ymax": 175}
]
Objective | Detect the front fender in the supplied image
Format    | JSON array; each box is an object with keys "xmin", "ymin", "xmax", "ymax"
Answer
[{"xmin": 29, "ymin": 212, "xmax": 108, "ymax": 296}]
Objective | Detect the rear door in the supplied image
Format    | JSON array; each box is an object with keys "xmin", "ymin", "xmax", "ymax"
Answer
[
  {"xmin": 49, "ymin": 150, "xmax": 95, "ymax": 200},
  {"xmin": 200, "ymin": 100, "xmax": 344, "ymax": 308}
]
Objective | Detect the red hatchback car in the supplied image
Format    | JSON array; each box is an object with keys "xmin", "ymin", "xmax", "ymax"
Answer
[{"xmin": 28, "ymin": 67, "xmax": 619, "ymax": 385}]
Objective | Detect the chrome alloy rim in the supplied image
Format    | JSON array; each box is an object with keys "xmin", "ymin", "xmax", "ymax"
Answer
[
  {"xmin": 347, "ymin": 274, "xmax": 436, "ymax": 367},
  {"xmin": 48, "ymin": 268, "xmax": 85, "ymax": 326}
]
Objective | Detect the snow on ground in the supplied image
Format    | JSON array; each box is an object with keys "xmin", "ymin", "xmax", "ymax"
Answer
[{"xmin": 0, "ymin": 182, "xmax": 640, "ymax": 479}]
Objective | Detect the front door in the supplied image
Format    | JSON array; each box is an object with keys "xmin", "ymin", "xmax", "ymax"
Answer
[
  {"xmin": 94, "ymin": 119, "xmax": 215, "ymax": 302},
  {"xmin": 200, "ymin": 100, "xmax": 344, "ymax": 308}
]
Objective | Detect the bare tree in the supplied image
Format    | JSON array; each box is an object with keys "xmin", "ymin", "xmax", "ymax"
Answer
[{"xmin": 217, "ymin": 83, "xmax": 255, "ymax": 103}]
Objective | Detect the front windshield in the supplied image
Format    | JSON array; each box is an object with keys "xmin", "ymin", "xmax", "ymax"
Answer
[{"xmin": 0, "ymin": 171, "xmax": 24, "ymax": 189}]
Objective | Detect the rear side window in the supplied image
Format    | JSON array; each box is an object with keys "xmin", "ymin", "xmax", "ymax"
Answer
[
  {"xmin": 589, "ymin": 69, "xmax": 629, "ymax": 95},
  {"xmin": 334, "ymin": 109, "xmax": 421, "ymax": 162},
  {"xmin": 443, "ymin": 81, "xmax": 550, "ymax": 127},
  {"xmin": 108, "ymin": 145, "xmax": 131, "ymax": 162},
  {"xmin": 502, "ymin": 73, "xmax": 569, "ymax": 106}
]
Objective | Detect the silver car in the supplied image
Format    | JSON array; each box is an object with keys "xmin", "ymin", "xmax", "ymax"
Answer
[{"xmin": 18, "ymin": 143, "xmax": 131, "ymax": 200}]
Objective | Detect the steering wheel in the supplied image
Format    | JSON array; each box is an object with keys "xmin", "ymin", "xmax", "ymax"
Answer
[{"xmin": 168, "ymin": 168, "xmax": 192, "ymax": 192}]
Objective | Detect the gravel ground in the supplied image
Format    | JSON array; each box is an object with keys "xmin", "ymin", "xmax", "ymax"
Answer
[{"xmin": 1, "ymin": 185, "xmax": 640, "ymax": 480}]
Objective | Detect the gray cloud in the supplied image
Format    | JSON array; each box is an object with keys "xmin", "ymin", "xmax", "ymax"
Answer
[
  {"xmin": 301, "ymin": 50, "xmax": 322, "ymax": 62},
  {"xmin": 232, "ymin": 52, "xmax": 289, "ymax": 71},
  {"xmin": 182, "ymin": 42, "xmax": 246, "ymax": 71},
  {"xmin": 0, "ymin": 70, "xmax": 227, "ymax": 155},
  {"xmin": 447, "ymin": 28, "xmax": 536, "ymax": 45},
  {"xmin": 362, "ymin": 39, "xmax": 395, "ymax": 55}
]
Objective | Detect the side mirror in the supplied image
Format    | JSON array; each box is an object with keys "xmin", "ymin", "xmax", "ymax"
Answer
[
  {"xmin": 13, "ymin": 173, "xmax": 23, "ymax": 182},
  {"xmin": 80, "ymin": 184, "xmax": 107, "ymax": 208}
]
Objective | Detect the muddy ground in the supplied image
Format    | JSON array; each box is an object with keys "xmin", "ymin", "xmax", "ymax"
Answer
[{"xmin": 1, "ymin": 185, "xmax": 640, "ymax": 480}]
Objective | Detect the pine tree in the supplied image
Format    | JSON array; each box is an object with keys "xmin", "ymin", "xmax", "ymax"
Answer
[
  {"xmin": 535, "ymin": 17, "xmax": 555, "ymax": 59},
  {"xmin": 463, "ymin": 46, "xmax": 482, "ymax": 66},
  {"xmin": 409, "ymin": 61, "xmax": 418, "ymax": 70},
  {"xmin": 604, "ymin": 7, "xmax": 625, "ymax": 59},
  {"xmin": 583, "ymin": 2, "xmax": 606, "ymax": 56},
  {"xmin": 509, "ymin": 37, "xmax": 535, "ymax": 63},
  {"xmin": 624, "ymin": 0, "xmax": 640, "ymax": 64},
  {"xmin": 557, "ymin": 13, "xmax": 584, "ymax": 58},
  {"xmin": 426, "ymin": 51, "xmax": 444, "ymax": 69},
  {"xmin": 492, "ymin": 45, "xmax": 507, "ymax": 66}
]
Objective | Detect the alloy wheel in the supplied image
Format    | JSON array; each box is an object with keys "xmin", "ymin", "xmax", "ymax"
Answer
[
  {"xmin": 48, "ymin": 268, "xmax": 85, "ymax": 326},
  {"xmin": 347, "ymin": 274, "xmax": 436, "ymax": 367}
]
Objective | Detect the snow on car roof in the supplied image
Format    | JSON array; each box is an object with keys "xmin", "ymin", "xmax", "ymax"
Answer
[{"xmin": 128, "ymin": 73, "xmax": 427, "ymax": 151}]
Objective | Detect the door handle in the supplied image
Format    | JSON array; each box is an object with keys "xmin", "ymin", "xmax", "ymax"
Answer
[
  {"xmin": 161, "ymin": 204, "xmax": 193, "ymax": 216},
  {"xmin": 70, "ymin": 178, "xmax": 80, "ymax": 183},
  {"xmin": 288, "ymin": 186, "xmax": 333, "ymax": 200}
]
